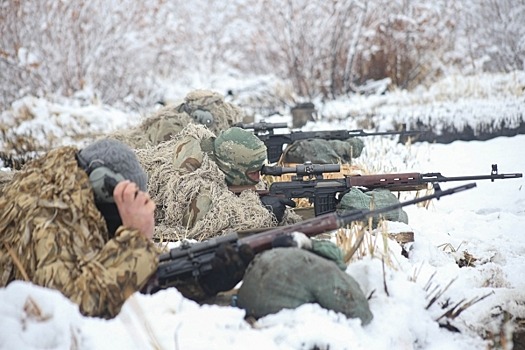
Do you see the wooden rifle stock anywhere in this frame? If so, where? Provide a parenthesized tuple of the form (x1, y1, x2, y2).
(346, 165, 523, 192)
(346, 172, 430, 192)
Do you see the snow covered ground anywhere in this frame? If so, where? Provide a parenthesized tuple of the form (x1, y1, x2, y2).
(1, 72, 524, 349)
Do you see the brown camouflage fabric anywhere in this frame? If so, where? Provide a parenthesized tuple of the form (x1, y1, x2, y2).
(0, 147, 159, 318)
(0, 170, 15, 196)
(143, 109, 193, 146)
(171, 134, 215, 227)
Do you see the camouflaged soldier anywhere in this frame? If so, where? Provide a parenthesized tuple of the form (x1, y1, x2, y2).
(0, 139, 159, 318)
(0, 138, 270, 316)
(176, 89, 244, 134)
(171, 125, 296, 230)
(112, 90, 245, 149)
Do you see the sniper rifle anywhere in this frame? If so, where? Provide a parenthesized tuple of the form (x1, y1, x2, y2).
(261, 163, 522, 216)
(155, 183, 476, 291)
(234, 121, 423, 163)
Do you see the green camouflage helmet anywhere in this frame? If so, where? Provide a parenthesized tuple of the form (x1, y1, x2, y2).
(213, 127, 267, 186)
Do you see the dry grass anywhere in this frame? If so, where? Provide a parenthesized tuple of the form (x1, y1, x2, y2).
(335, 219, 404, 270)
(410, 269, 495, 336)
(437, 242, 478, 268)
(333, 213, 495, 344)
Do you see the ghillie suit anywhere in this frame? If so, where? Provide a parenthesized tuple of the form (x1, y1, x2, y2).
(110, 90, 245, 149)
(0, 147, 158, 318)
(0, 170, 15, 196)
(137, 124, 301, 241)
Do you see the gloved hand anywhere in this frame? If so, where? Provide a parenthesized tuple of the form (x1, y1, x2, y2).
(271, 231, 313, 250)
(199, 243, 255, 296)
(260, 195, 296, 222)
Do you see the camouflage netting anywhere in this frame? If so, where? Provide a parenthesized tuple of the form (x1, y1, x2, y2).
(282, 138, 365, 164)
(109, 90, 245, 149)
(339, 188, 409, 228)
(134, 124, 295, 241)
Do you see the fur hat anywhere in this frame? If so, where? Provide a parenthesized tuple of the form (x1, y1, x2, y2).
(78, 138, 147, 191)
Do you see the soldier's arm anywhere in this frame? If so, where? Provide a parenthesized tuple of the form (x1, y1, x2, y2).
(171, 135, 205, 172)
(32, 225, 159, 318)
(31, 179, 158, 318)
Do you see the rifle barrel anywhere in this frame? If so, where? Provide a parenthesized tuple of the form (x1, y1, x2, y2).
(347, 129, 423, 137)
(420, 173, 522, 183)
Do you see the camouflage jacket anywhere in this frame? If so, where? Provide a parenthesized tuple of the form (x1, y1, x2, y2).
(0, 147, 159, 318)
